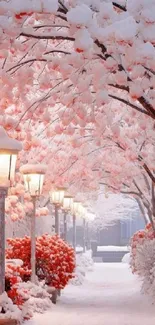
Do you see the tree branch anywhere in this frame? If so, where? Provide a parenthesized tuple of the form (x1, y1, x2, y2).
(136, 198, 149, 224)
(112, 2, 127, 11)
(142, 162, 155, 184)
(152, 181, 155, 217)
(109, 94, 151, 116)
(99, 182, 140, 197)
(138, 96, 155, 119)
(20, 32, 74, 42)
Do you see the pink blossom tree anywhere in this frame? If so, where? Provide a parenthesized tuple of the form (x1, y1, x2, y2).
(0, 0, 154, 227)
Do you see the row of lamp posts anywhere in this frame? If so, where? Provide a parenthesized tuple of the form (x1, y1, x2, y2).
(0, 127, 48, 292)
(50, 188, 89, 251)
(50, 189, 84, 251)
(0, 127, 90, 295)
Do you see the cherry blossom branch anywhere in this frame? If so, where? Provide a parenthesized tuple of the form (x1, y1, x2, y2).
(59, 159, 79, 177)
(20, 32, 74, 42)
(140, 162, 155, 184)
(7, 58, 46, 73)
(7, 49, 71, 73)
(152, 181, 155, 218)
(112, 139, 155, 184)
(34, 24, 69, 30)
(58, 0, 68, 14)
(138, 97, 155, 119)
(16, 80, 65, 126)
(95, 39, 155, 119)
(112, 2, 127, 11)
(136, 198, 149, 224)
(99, 182, 139, 196)
(109, 94, 151, 116)
(143, 174, 151, 192)
(102, 178, 153, 226)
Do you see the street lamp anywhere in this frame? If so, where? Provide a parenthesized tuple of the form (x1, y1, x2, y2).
(71, 201, 81, 250)
(63, 195, 73, 211)
(50, 187, 66, 235)
(78, 204, 87, 252)
(63, 195, 73, 242)
(86, 213, 95, 250)
(0, 127, 22, 294)
(20, 164, 47, 283)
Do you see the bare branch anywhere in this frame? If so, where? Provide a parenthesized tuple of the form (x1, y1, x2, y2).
(100, 182, 139, 196)
(20, 32, 74, 42)
(138, 96, 155, 119)
(112, 2, 127, 11)
(109, 94, 152, 117)
(136, 198, 149, 224)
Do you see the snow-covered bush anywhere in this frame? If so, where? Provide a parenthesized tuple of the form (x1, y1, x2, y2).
(130, 223, 155, 301)
(6, 234, 75, 289)
(15, 281, 52, 319)
(122, 253, 131, 264)
(0, 292, 23, 323)
(76, 250, 94, 272)
(70, 266, 86, 286)
(4, 263, 52, 321)
(70, 251, 94, 286)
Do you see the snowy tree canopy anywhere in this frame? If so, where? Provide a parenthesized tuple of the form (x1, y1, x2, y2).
(0, 0, 154, 225)
(91, 193, 141, 228)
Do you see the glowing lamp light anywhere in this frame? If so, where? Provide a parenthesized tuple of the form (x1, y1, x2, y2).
(78, 204, 86, 217)
(50, 187, 66, 206)
(0, 127, 22, 187)
(20, 164, 47, 197)
(71, 201, 81, 215)
(63, 195, 73, 211)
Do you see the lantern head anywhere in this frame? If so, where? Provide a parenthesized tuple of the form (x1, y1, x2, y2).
(0, 127, 22, 187)
(20, 164, 47, 197)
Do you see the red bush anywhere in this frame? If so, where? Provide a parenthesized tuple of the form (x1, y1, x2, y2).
(6, 235, 75, 289)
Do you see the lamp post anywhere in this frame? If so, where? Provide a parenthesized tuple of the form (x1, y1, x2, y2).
(86, 213, 95, 251)
(83, 217, 86, 253)
(71, 201, 81, 250)
(78, 204, 87, 253)
(63, 210, 67, 241)
(20, 164, 47, 283)
(50, 188, 66, 235)
(0, 127, 22, 294)
(63, 195, 73, 243)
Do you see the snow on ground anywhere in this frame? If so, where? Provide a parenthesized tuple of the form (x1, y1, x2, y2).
(76, 246, 83, 253)
(97, 246, 129, 252)
(25, 263, 155, 325)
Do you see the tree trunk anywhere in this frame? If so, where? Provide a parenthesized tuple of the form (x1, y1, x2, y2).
(136, 198, 149, 225)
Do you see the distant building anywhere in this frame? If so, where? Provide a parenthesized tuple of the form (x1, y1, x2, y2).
(97, 214, 145, 246)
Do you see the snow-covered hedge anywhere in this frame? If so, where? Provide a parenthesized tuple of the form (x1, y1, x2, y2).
(122, 253, 131, 264)
(0, 281, 53, 323)
(76, 250, 94, 272)
(0, 292, 23, 323)
(130, 223, 155, 301)
(70, 250, 94, 286)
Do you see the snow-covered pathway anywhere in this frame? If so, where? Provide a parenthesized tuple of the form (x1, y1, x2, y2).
(26, 263, 155, 325)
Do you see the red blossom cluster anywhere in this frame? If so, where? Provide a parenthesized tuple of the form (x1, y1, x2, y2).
(130, 223, 155, 273)
(5, 264, 31, 307)
(6, 235, 75, 289)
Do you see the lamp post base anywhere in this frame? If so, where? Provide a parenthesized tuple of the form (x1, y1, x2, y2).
(31, 196, 36, 284)
(0, 319, 17, 325)
(73, 215, 76, 250)
(0, 187, 7, 295)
